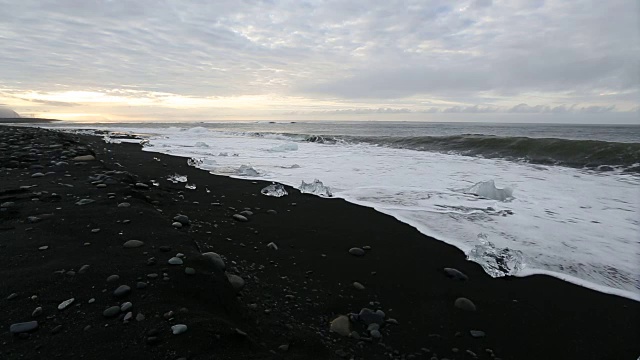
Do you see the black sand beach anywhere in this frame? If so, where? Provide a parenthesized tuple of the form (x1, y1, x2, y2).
(1, 125, 638, 360)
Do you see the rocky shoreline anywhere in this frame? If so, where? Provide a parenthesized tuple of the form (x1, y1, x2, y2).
(1, 125, 638, 360)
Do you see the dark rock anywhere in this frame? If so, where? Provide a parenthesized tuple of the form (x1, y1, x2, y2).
(443, 267, 468, 281)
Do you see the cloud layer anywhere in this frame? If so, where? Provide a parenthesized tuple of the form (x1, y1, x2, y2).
(0, 0, 637, 121)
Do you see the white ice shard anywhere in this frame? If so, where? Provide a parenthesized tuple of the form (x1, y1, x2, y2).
(466, 233, 525, 277)
(185, 183, 196, 190)
(261, 183, 288, 197)
(269, 143, 298, 152)
(299, 179, 332, 197)
(167, 174, 188, 183)
(194, 141, 209, 148)
(187, 158, 203, 167)
(463, 180, 513, 201)
(236, 165, 260, 176)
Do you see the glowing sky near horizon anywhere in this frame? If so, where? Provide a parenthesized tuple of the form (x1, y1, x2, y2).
(0, 0, 638, 122)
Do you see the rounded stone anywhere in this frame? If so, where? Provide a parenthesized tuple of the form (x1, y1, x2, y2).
(454, 297, 476, 311)
(330, 315, 351, 337)
(232, 214, 248, 222)
(103, 306, 121, 318)
(106, 275, 120, 283)
(444, 268, 469, 281)
(10, 321, 38, 334)
(120, 302, 133, 312)
(227, 274, 245, 291)
(58, 298, 74, 310)
(370, 329, 382, 338)
(348, 247, 365, 256)
(184, 267, 196, 275)
(201, 252, 225, 271)
(168, 257, 183, 265)
(123, 240, 144, 248)
(113, 285, 131, 297)
(171, 324, 188, 335)
(353, 282, 365, 290)
(172, 221, 183, 228)
(173, 214, 189, 225)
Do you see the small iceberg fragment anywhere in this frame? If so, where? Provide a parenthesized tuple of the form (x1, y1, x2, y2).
(466, 233, 525, 277)
(185, 184, 196, 190)
(261, 183, 288, 197)
(187, 158, 203, 167)
(236, 165, 260, 177)
(186, 126, 208, 133)
(167, 174, 188, 183)
(299, 179, 332, 197)
(463, 180, 513, 202)
(140, 139, 151, 147)
(103, 135, 121, 144)
(269, 143, 298, 152)
(194, 141, 209, 148)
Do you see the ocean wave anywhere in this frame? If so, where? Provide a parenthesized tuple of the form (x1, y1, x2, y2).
(346, 134, 640, 172)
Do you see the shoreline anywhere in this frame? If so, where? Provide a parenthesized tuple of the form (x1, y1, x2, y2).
(1, 125, 639, 359)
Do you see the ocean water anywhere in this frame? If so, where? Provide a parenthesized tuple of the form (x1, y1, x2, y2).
(44, 121, 640, 300)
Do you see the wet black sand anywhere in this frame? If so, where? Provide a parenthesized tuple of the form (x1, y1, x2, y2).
(0, 125, 638, 360)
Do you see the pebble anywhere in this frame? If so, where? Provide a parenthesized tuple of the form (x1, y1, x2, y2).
(358, 308, 385, 325)
(72, 155, 95, 161)
(75, 199, 95, 206)
(278, 344, 289, 352)
(172, 222, 183, 228)
(136, 313, 145, 321)
(31, 172, 44, 178)
(330, 315, 351, 336)
(201, 252, 226, 271)
(266, 209, 277, 215)
(444, 268, 469, 281)
(184, 267, 195, 275)
(367, 323, 380, 331)
(232, 214, 248, 222)
(168, 257, 183, 265)
(58, 298, 74, 310)
(267, 242, 278, 250)
(7, 293, 18, 300)
(106, 275, 120, 283)
(32, 307, 43, 317)
(118, 202, 130, 208)
(173, 214, 189, 225)
(113, 285, 131, 297)
(353, 282, 365, 290)
(78, 264, 90, 274)
(135, 182, 149, 189)
(227, 274, 245, 291)
(10, 321, 38, 334)
(123, 240, 144, 248)
(370, 329, 382, 339)
(136, 282, 148, 289)
(91, 228, 101, 234)
(50, 325, 63, 334)
(454, 297, 477, 311)
(38, 246, 49, 251)
(470, 330, 486, 338)
(123, 312, 133, 321)
(103, 306, 121, 318)
(88, 298, 95, 304)
(171, 324, 188, 335)
(120, 302, 133, 312)
(348, 247, 365, 256)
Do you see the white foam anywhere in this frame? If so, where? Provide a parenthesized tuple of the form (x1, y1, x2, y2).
(49, 124, 640, 301)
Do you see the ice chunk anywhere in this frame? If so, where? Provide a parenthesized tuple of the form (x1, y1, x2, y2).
(194, 141, 209, 148)
(185, 184, 196, 190)
(167, 174, 188, 183)
(236, 165, 260, 177)
(299, 179, 333, 197)
(466, 233, 525, 277)
(269, 143, 298, 152)
(187, 158, 203, 167)
(103, 135, 121, 144)
(140, 139, 151, 147)
(261, 183, 288, 197)
(218, 152, 228, 156)
(463, 180, 513, 201)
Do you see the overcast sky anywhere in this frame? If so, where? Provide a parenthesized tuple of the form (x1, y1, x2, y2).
(0, 0, 638, 123)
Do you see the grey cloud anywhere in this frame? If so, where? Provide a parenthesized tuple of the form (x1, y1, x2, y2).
(287, 108, 412, 115)
(442, 105, 499, 113)
(0, 0, 637, 115)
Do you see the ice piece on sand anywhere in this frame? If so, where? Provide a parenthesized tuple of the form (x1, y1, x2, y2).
(185, 184, 196, 190)
(261, 183, 288, 197)
(187, 158, 203, 167)
(299, 179, 332, 197)
(167, 174, 188, 183)
(463, 180, 513, 201)
(236, 165, 260, 176)
(466, 233, 525, 277)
